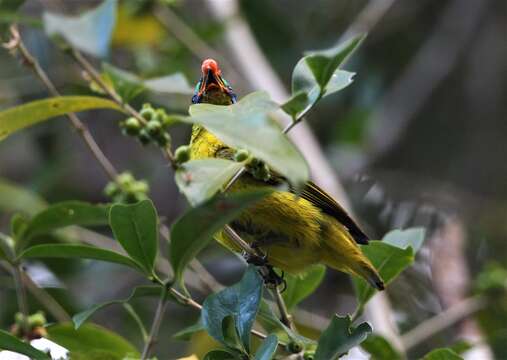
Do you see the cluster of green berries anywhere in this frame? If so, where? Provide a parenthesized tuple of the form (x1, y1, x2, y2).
(104, 172, 149, 204)
(11, 311, 47, 338)
(119, 103, 174, 147)
(234, 149, 271, 181)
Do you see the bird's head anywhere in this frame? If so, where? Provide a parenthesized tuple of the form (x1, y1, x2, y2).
(192, 58, 237, 105)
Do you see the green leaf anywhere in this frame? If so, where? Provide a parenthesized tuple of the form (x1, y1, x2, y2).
(102, 63, 145, 102)
(353, 242, 413, 307)
(23, 201, 110, 241)
(175, 159, 245, 206)
(0, 96, 122, 141)
(314, 315, 372, 360)
(0, 178, 47, 216)
(0, 329, 50, 359)
(254, 334, 278, 360)
(204, 350, 238, 360)
(144, 73, 193, 95)
(47, 323, 139, 359)
(202, 266, 263, 353)
(187, 91, 309, 188)
(109, 200, 158, 274)
(423, 348, 463, 360)
(72, 285, 161, 329)
(170, 190, 270, 287)
(280, 92, 308, 120)
(361, 334, 402, 360)
(282, 264, 326, 310)
(43, 0, 117, 57)
(173, 319, 204, 340)
(0, 233, 14, 261)
(383, 227, 426, 253)
(19, 244, 144, 273)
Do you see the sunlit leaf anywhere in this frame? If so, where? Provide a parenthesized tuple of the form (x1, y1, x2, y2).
(43, 0, 117, 57)
(72, 286, 161, 329)
(202, 266, 263, 353)
(170, 190, 270, 287)
(109, 200, 158, 274)
(187, 91, 309, 188)
(47, 323, 139, 359)
(19, 244, 144, 273)
(423, 348, 463, 360)
(0, 329, 50, 359)
(254, 334, 278, 360)
(0, 96, 122, 141)
(383, 227, 426, 253)
(175, 159, 245, 206)
(282, 264, 326, 310)
(314, 315, 371, 360)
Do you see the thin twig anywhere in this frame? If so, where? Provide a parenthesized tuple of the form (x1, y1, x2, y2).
(141, 286, 168, 359)
(12, 265, 30, 333)
(271, 287, 296, 331)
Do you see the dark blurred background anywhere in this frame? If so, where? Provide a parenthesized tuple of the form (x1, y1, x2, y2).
(0, 0, 506, 359)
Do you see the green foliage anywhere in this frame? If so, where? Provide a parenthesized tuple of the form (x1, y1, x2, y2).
(175, 159, 245, 206)
(109, 200, 159, 275)
(47, 323, 139, 359)
(187, 91, 309, 188)
(43, 0, 117, 57)
(254, 334, 278, 360)
(172, 319, 204, 341)
(19, 244, 145, 273)
(422, 348, 463, 360)
(361, 334, 403, 360)
(0, 329, 50, 359)
(313, 315, 371, 360)
(204, 350, 237, 360)
(104, 172, 150, 204)
(202, 267, 263, 354)
(282, 264, 326, 310)
(72, 285, 161, 329)
(353, 228, 425, 310)
(169, 190, 270, 287)
(0, 96, 122, 141)
(102, 62, 145, 102)
(0, 178, 47, 216)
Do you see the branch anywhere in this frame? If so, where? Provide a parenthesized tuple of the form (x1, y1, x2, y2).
(141, 286, 168, 359)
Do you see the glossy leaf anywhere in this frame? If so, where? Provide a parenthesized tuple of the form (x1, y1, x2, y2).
(361, 334, 402, 360)
(187, 91, 309, 188)
(23, 201, 110, 241)
(102, 63, 145, 102)
(0, 329, 50, 359)
(0, 178, 47, 216)
(202, 266, 263, 353)
(280, 91, 308, 120)
(109, 200, 158, 274)
(203, 350, 238, 360)
(73, 286, 161, 329)
(254, 334, 278, 360)
(282, 264, 326, 310)
(0, 96, 122, 141)
(175, 159, 245, 206)
(383, 227, 426, 253)
(170, 190, 270, 286)
(423, 348, 463, 360)
(314, 315, 371, 360)
(47, 323, 139, 359)
(19, 244, 144, 273)
(43, 0, 116, 57)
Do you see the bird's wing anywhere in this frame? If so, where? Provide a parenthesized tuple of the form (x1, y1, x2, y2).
(297, 181, 369, 244)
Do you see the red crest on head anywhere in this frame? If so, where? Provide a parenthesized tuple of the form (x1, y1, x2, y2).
(201, 58, 221, 75)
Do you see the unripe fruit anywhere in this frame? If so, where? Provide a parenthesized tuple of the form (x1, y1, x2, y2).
(234, 149, 250, 162)
(140, 105, 155, 121)
(104, 182, 119, 197)
(28, 312, 46, 327)
(124, 117, 141, 135)
(138, 129, 152, 145)
(155, 132, 171, 147)
(146, 120, 162, 136)
(175, 145, 191, 164)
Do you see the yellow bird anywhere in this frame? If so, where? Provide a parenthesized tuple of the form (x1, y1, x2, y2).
(189, 59, 384, 290)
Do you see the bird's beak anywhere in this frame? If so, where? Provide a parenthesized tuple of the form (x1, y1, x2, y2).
(199, 68, 228, 94)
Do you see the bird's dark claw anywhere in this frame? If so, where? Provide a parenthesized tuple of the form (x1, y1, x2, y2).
(261, 265, 286, 291)
(243, 251, 268, 266)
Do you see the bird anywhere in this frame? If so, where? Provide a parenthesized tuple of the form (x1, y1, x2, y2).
(189, 58, 384, 290)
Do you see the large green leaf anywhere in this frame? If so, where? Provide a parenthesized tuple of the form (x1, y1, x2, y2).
(43, 0, 116, 57)
(353, 227, 425, 308)
(282, 264, 326, 310)
(423, 348, 463, 360)
(0, 96, 122, 141)
(102, 62, 145, 102)
(23, 201, 110, 241)
(283, 34, 363, 119)
(0, 178, 47, 216)
(175, 159, 245, 206)
(0, 329, 50, 359)
(314, 315, 371, 360)
(170, 190, 270, 287)
(187, 91, 309, 188)
(47, 323, 139, 359)
(254, 334, 278, 360)
(109, 200, 158, 275)
(202, 266, 263, 353)
(361, 334, 402, 360)
(72, 285, 161, 329)
(19, 244, 144, 273)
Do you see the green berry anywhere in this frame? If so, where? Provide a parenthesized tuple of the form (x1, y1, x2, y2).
(104, 182, 119, 197)
(146, 120, 162, 136)
(138, 129, 152, 145)
(28, 312, 46, 327)
(155, 108, 168, 123)
(234, 149, 250, 162)
(117, 172, 134, 185)
(140, 107, 155, 121)
(124, 117, 141, 135)
(175, 145, 191, 164)
(154, 132, 171, 147)
(253, 163, 270, 181)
